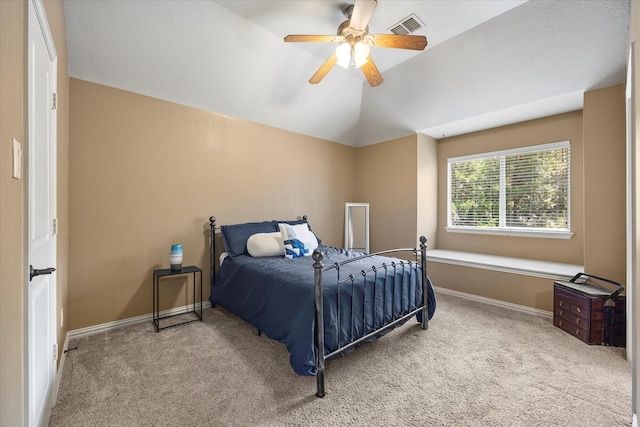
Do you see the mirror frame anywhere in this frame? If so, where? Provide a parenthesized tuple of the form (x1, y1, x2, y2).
(344, 202, 370, 253)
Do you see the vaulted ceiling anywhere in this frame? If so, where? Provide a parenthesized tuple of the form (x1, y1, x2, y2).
(63, 0, 629, 146)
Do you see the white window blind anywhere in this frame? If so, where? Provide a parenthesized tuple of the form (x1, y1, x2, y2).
(448, 141, 570, 236)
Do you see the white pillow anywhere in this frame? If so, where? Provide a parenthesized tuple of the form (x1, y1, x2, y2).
(246, 232, 285, 257)
(278, 223, 318, 259)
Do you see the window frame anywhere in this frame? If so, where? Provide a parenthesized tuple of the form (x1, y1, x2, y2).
(446, 141, 573, 239)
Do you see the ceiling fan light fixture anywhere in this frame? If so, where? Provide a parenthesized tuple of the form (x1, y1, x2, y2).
(336, 40, 370, 69)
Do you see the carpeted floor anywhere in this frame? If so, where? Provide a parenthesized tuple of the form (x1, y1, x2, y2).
(49, 293, 631, 426)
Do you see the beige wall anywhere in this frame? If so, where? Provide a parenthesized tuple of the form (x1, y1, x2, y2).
(427, 86, 626, 312)
(68, 79, 356, 330)
(428, 262, 556, 310)
(0, 1, 69, 425)
(417, 132, 439, 250)
(583, 85, 627, 284)
(354, 134, 418, 252)
(0, 1, 27, 424)
(352, 132, 438, 256)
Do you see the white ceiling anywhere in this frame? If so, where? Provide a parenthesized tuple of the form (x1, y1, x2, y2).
(63, 0, 629, 147)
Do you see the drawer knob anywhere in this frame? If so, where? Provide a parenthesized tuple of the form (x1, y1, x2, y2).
(576, 319, 580, 325)
(559, 301, 564, 307)
(559, 320, 563, 326)
(575, 329, 581, 335)
(559, 310, 564, 316)
(577, 307, 581, 313)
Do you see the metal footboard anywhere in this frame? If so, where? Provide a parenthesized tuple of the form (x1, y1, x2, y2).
(313, 236, 429, 397)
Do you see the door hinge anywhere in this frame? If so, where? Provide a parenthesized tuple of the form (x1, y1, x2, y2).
(53, 343, 58, 361)
(52, 218, 57, 236)
(52, 92, 57, 110)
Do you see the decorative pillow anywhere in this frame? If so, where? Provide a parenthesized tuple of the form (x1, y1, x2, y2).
(247, 232, 284, 257)
(278, 223, 319, 259)
(220, 221, 277, 258)
(272, 219, 322, 245)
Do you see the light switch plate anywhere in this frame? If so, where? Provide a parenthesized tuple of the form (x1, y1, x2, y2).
(12, 138, 22, 180)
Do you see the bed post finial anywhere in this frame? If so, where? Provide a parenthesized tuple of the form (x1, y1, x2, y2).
(312, 248, 326, 397)
(210, 217, 217, 298)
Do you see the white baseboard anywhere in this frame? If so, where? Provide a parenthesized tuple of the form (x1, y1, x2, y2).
(53, 333, 70, 405)
(434, 286, 553, 319)
(67, 301, 212, 340)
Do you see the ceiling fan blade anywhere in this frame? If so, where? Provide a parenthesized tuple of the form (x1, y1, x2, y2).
(309, 53, 339, 84)
(370, 34, 428, 51)
(350, 0, 377, 32)
(361, 56, 383, 87)
(284, 35, 344, 43)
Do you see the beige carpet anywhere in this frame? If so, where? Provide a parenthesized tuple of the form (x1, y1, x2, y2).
(49, 293, 631, 426)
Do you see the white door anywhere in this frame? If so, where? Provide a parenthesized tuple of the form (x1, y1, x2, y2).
(28, 1, 57, 426)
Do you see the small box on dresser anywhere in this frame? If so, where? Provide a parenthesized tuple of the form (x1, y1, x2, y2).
(553, 278, 625, 347)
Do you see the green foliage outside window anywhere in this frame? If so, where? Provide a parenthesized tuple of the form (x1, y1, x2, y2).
(450, 157, 499, 227)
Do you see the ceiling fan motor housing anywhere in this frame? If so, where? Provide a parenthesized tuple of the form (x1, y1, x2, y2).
(342, 4, 354, 19)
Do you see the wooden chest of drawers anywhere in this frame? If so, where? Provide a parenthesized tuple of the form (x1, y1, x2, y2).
(553, 281, 625, 347)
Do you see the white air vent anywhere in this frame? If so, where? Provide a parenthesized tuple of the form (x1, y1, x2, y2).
(388, 13, 425, 35)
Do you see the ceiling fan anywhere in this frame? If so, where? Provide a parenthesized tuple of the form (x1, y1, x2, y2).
(284, 0, 428, 87)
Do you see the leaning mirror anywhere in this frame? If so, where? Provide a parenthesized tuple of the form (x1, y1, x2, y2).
(344, 202, 369, 253)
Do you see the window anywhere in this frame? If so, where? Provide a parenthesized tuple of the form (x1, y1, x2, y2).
(447, 141, 571, 238)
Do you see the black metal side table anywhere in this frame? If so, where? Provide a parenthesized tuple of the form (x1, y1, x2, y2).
(153, 265, 203, 332)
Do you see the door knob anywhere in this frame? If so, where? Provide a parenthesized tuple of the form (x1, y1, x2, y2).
(30, 265, 55, 281)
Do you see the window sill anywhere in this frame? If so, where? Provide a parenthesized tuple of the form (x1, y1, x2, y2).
(426, 249, 583, 280)
(445, 226, 573, 239)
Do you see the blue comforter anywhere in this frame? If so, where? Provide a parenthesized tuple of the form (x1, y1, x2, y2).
(210, 246, 436, 376)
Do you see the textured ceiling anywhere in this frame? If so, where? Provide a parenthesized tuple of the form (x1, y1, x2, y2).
(63, 0, 629, 146)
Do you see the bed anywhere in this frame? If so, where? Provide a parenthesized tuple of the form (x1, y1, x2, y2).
(208, 216, 436, 397)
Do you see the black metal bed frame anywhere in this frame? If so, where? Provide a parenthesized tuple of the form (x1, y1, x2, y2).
(209, 216, 429, 397)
